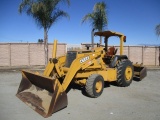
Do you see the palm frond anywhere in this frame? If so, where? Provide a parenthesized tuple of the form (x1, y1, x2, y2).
(81, 14, 94, 24)
(82, 1, 108, 31)
(50, 9, 69, 28)
(19, 0, 70, 31)
(93, 1, 106, 12)
(61, 0, 70, 6)
(18, 0, 33, 14)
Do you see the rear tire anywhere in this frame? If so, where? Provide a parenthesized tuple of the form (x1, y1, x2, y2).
(116, 59, 134, 87)
(85, 74, 104, 98)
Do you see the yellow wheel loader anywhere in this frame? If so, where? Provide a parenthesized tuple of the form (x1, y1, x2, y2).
(16, 31, 147, 118)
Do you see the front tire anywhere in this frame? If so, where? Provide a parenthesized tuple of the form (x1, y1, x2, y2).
(85, 74, 104, 98)
(116, 59, 134, 87)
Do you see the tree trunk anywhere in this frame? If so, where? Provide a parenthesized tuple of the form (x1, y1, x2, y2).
(44, 28, 48, 66)
(100, 36, 102, 45)
(91, 28, 95, 49)
(158, 46, 160, 66)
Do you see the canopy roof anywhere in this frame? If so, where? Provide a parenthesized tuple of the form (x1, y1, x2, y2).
(94, 31, 124, 37)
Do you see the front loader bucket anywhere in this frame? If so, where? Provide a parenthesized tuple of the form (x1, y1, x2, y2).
(16, 70, 68, 118)
(133, 65, 147, 81)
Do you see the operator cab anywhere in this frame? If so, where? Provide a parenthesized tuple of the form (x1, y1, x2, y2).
(94, 31, 127, 66)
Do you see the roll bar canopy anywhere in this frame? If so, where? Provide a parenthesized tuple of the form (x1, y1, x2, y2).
(94, 31, 126, 55)
(94, 31, 126, 42)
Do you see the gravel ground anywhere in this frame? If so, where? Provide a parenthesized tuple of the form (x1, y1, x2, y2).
(0, 70, 160, 120)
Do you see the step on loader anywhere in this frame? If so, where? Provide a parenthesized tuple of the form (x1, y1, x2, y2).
(16, 31, 147, 118)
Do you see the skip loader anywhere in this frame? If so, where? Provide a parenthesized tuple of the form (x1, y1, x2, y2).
(16, 31, 147, 118)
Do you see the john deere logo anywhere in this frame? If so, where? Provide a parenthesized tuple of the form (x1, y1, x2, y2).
(80, 56, 90, 63)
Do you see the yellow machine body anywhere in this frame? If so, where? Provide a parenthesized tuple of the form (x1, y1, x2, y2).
(16, 31, 147, 118)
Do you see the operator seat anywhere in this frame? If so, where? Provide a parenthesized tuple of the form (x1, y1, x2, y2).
(103, 46, 118, 65)
(105, 46, 117, 56)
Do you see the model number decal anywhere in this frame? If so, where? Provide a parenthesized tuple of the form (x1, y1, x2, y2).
(80, 56, 90, 63)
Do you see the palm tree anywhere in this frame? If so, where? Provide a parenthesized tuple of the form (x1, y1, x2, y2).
(155, 24, 160, 37)
(82, 1, 108, 45)
(19, 0, 70, 65)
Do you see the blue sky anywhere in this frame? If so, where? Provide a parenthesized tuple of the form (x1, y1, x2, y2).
(0, 0, 160, 45)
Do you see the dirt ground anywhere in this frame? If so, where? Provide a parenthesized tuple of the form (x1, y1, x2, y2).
(0, 70, 160, 120)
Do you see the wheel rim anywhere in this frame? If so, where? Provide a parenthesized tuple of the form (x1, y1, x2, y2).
(95, 80, 102, 93)
(125, 66, 132, 81)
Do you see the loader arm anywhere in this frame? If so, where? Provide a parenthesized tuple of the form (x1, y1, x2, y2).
(43, 61, 55, 77)
(43, 40, 58, 77)
(61, 50, 104, 91)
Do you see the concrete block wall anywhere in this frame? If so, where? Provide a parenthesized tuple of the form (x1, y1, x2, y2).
(0, 43, 66, 67)
(0, 43, 159, 67)
(29, 44, 45, 66)
(0, 44, 10, 66)
(129, 46, 143, 64)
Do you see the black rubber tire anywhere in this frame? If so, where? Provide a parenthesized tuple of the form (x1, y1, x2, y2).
(85, 74, 104, 98)
(116, 59, 134, 87)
